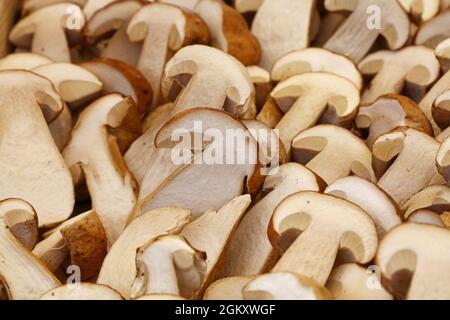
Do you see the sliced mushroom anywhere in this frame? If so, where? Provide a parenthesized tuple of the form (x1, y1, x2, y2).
(41, 283, 122, 300)
(233, 0, 263, 13)
(139, 108, 263, 218)
(9, 3, 85, 62)
(313, 12, 348, 47)
(436, 38, 450, 72)
(377, 223, 450, 299)
(324, 0, 410, 63)
(132, 235, 206, 299)
(432, 89, 450, 129)
(83, 0, 118, 20)
(325, 176, 401, 238)
(273, 73, 360, 153)
(194, 0, 260, 66)
(0, 52, 52, 70)
(406, 210, 448, 227)
(292, 125, 376, 185)
(0, 199, 60, 300)
(246, 66, 272, 111)
(243, 272, 331, 300)
(269, 191, 378, 285)
(181, 195, 251, 297)
(373, 128, 441, 206)
(203, 276, 252, 300)
(271, 48, 363, 91)
(359, 47, 440, 103)
(255, 97, 284, 129)
(0, 70, 74, 227)
(222, 163, 323, 277)
(22, 0, 87, 15)
(326, 263, 393, 300)
(398, 0, 440, 22)
(8, 203, 39, 251)
(162, 45, 255, 117)
(128, 3, 210, 106)
(97, 207, 191, 299)
(251, 0, 315, 69)
(63, 94, 141, 247)
(415, 11, 450, 48)
(84, 1, 144, 67)
(356, 94, 433, 147)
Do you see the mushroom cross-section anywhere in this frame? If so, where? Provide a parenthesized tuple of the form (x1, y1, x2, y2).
(162, 45, 255, 117)
(272, 73, 360, 153)
(83, 0, 118, 20)
(9, 3, 85, 62)
(0, 199, 60, 300)
(436, 38, 450, 72)
(358, 46, 440, 103)
(128, 3, 210, 106)
(222, 163, 323, 277)
(271, 48, 363, 91)
(251, 0, 315, 69)
(292, 125, 376, 185)
(0, 53, 52, 71)
(269, 191, 378, 286)
(325, 176, 401, 238)
(432, 89, 450, 129)
(22, 0, 87, 15)
(415, 11, 450, 48)
(233, 0, 263, 13)
(63, 94, 141, 247)
(324, 0, 410, 63)
(398, 0, 440, 22)
(377, 223, 450, 299)
(41, 283, 123, 300)
(0, 70, 75, 228)
(372, 128, 441, 206)
(356, 94, 433, 147)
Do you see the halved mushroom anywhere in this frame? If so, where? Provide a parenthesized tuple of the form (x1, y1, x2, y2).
(326, 263, 393, 300)
(222, 163, 323, 277)
(9, 3, 85, 62)
(269, 191, 378, 285)
(0, 70, 74, 227)
(255, 98, 284, 129)
(359, 46, 440, 103)
(398, 0, 440, 22)
(271, 48, 363, 91)
(128, 3, 210, 106)
(251, 0, 315, 69)
(432, 89, 450, 129)
(80, 58, 153, 117)
(97, 207, 191, 299)
(139, 108, 263, 218)
(84, 1, 144, 67)
(373, 128, 441, 206)
(181, 195, 251, 298)
(194, 0, 260, 66)
(0, 52, 52, 70)
(132, 235, 206, 299)
(272, 73, 360, 153)
(0, 199, 60, 300)
(356, 94, 433, 147)
(246, 66, 272, 111)
(402, 185, 450, 227)
(243, 272, 331, 300)
(22, 0, 87, 15)
(325, 176, 402, 238)
(436, 38, 450, 72)
(33, 211, 107, 280)
(203, 276, 253, 300)
(377, 223, 450, 299)
(415, 11, 450, 48)
(233, 0, 263, 13)
(41, 283, 122, 300)
(324, 0, 410, 63)
(63, 94, 141, 247)
(292, 125, 376, 185)
(162, 45, 255, 117)
(83, 0, 118, 20)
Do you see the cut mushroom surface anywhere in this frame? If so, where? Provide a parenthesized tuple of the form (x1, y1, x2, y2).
(292, 125, 375, 185)
(415, 11, 450, 48)
(433, 89, 450, 130)
(203, 276, 252, 300)
(41, 283, 123, 300)
(377, 223, 450, 299)
(0, 52, 52, 70)
(398, 0, 440, 22)
(269, 191, 378, 285)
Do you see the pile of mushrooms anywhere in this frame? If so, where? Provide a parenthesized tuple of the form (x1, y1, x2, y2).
(1, 0, 450, 301)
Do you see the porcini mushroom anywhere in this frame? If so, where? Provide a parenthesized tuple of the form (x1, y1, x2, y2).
(415, 11, 450, 48)
(222, 163, 323, 277)
(41, 283, 123, 300)
(377, 223, 450, 299)
(373, 128, 441, 206)
(359, 46, 440, 103)
(0, 70, 74, 228)
(9, 3, 85, 62)
(269, 191, 378, 285)
(324, 0, 410, 63)
(97, 207, 191, 299)
(127, 3, 210, 106)
(62, 94, 141, 246)
(292, 125, 376, 185)
(194, 0, 260, 66)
